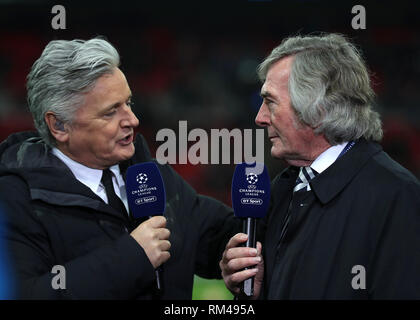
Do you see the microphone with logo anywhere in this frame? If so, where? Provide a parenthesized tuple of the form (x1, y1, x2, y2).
(126, 162, 166, 294)
(231, 162, 270, 297)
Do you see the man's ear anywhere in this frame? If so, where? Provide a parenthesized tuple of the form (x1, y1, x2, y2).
(44, 111, 69, 143)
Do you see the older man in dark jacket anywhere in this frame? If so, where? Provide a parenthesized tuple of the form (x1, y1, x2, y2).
(220, 33, 420, 300)
(0, 38, 239, 299)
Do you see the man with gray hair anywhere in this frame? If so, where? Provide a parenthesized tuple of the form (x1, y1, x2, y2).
(220, 33, 420, 299)
(0, 37, 240, 299)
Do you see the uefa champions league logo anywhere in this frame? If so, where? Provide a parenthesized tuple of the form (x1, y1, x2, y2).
(136, 173, 148, 186)
(246, 173, 258, 185)
(133, 172, 157, 204)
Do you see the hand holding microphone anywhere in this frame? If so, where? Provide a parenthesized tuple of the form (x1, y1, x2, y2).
(130, 216, 171, 269)
(220, 162, 270, 299)
(126, 162, 168, 294)
(220, 233, 264, 298)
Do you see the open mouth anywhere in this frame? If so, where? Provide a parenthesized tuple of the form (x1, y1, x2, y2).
(118, 133, 133, 145)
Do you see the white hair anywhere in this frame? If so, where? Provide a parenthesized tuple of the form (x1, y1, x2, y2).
(26, 37, 120, 146)
(258, 33, 383, 144)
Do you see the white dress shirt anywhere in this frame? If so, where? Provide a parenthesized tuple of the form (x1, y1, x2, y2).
(52, 148, 129, 214)
(310, 141, 349, 174)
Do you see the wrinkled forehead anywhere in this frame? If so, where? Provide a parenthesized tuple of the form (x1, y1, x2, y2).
(260, 56, 294, 98)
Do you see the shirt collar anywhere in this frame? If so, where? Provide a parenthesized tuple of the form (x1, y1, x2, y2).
(51, 148, 122, 193)
(310, 141, 348, 174)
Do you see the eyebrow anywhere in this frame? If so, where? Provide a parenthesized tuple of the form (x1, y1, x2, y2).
(260, 90, 274, 99)
(104, 102, 119, 112)
(104, 94, 132, 112)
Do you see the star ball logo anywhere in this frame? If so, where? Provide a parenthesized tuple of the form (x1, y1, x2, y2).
(136, 173, 148, 185)
(246, 173, 258, 185)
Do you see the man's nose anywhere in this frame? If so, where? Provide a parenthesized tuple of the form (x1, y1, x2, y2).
(255, 103, 270, 127)
(122, 104, 139, 128)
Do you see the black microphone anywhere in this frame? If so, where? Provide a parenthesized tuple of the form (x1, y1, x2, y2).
(231, 162, 270, 297)
(126, 162, 166, 294)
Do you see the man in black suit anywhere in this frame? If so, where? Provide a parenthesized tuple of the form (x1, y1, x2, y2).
(220, 33, 420, 299)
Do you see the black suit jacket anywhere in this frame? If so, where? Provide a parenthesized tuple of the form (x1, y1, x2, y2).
(261, 139, 420, 299)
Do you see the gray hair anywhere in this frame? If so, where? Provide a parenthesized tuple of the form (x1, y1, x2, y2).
(257, 33, 383, 144)
(26, 37, 120, 146)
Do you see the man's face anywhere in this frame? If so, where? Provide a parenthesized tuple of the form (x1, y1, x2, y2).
(63, 67, 139, 169)
(255, 56, 322, 167)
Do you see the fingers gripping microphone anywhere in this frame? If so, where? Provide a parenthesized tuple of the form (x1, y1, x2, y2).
(231, 162, 270, 297)
(126, 162, 166, 294)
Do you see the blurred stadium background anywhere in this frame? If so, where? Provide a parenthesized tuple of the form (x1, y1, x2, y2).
(0, 0, 419, 299)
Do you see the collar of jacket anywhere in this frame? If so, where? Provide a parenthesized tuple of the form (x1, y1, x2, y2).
(274, 139, 383, 205)
(1, 134, 100, 194)
(310, 138, 382, 204)
(0, 131, 152, 220)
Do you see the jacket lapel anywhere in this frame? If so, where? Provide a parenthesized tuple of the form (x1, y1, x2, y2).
(311, 139, 382, 205)
(264, 166, 298, 287)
